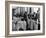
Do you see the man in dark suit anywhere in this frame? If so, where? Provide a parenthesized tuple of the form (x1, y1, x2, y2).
(23, 12, 29, 30)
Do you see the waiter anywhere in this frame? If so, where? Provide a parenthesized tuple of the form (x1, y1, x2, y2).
(24, 12, 28, 30)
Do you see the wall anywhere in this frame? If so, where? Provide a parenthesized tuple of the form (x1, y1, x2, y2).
(0, 0, 46, 38)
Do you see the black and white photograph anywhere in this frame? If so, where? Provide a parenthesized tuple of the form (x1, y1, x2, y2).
(9, 3, 44, 35)
(12, 7, 40, 31)
(5, 1, 45, 36)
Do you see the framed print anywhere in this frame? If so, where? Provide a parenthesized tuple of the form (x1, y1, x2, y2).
(5, 1, 45, 37)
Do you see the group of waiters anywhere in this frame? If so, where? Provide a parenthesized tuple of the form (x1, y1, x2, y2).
(12, 8, 40, 31)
